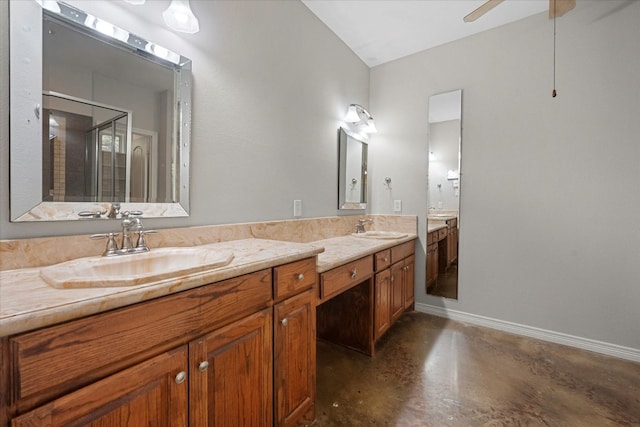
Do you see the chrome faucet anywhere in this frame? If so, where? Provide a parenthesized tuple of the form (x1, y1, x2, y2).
(91, 211, 156, 256)
(355, 218, 372, 234)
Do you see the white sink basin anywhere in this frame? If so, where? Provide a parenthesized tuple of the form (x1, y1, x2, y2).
(40, 246, 234, 289)
(352, 231, 408, 239)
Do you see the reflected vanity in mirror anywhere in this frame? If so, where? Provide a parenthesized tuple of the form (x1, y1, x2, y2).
(338, 128, 368, 210)
(426, 90, 462, 299)
(9, 0, 192, 221)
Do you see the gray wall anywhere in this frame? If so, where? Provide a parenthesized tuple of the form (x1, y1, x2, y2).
(0, 0, 369, 238)
(369, 0, 640, 350)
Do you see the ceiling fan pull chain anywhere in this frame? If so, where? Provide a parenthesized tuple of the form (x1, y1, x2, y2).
(552, 0, 558, 97)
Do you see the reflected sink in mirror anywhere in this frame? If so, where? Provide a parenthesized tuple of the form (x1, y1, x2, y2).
(40, 247, 234, 289)
(352, 231, 408, 239)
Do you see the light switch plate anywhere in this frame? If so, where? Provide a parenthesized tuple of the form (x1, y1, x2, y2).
(293, 200, 302, 217)
(393, 199, 402, 212)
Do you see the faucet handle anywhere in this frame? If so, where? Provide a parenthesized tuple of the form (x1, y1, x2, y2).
(91, 232, 119, 256)
(78, 210, 107, 219)
(135, 229, 157, 251)
(120, 210, 143, 218)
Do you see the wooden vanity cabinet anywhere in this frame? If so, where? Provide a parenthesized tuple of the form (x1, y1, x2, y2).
(402, 255, 415, 310)
(426, 230, 439, 289)
(274, 289, 315, 427)
(4, 258, 318, 427)
(374, 268, 391, 340)
(373, 240, 416, 341)
(12, 346, 189, 427)
(273, 257, 317, 427)
(447, 218, 458, 266)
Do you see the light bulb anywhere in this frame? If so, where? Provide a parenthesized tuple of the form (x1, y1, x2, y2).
(163, 0, 200, 34)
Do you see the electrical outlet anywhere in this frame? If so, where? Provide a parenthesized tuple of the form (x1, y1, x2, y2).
(293, 200, 302, 217)
(393, 200, 402, 212)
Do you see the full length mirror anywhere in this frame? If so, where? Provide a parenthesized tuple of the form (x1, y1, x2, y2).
(426, 90, 462, 299)
(338, 128, 368, 210)
(9, 0, 192, 221)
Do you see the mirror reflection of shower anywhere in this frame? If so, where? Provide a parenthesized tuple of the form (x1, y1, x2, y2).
(43, 92, 154, 203)
(426, 90, 462, 300)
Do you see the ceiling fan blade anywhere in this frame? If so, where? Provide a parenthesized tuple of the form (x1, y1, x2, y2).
(549, 0, 576, 18)
(464, 0, 506, 23)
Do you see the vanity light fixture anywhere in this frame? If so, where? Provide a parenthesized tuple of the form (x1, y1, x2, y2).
(163, 0, 200, 34)
(344, 104, 377, 134)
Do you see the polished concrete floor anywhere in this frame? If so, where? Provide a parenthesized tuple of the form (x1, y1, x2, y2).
(314, 312, 640, 426)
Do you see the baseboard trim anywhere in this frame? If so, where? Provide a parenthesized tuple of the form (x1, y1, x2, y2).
(415, 303, 640, 363)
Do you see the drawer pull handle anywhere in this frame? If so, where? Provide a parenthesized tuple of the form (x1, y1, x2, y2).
(198, 361, 209, 372)
(281, 318, 288, 326)
(350, 269, 357, 279)
(297, 273, 304, 281)
(175, 371, 187, 384)
(384, 257, 389, 262)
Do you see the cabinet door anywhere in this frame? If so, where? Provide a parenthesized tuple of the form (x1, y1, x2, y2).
(374, 269, 391, 340)
(390, 262, 405, 322)
(403, 255, 415, 309)
(12, 347, 188, 427)
(189, 309, 273, 427)
(426, 243, 438, 289)
(274, 289, 315, 427)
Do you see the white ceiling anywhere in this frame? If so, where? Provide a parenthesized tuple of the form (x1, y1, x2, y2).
(301, 0, 551, 67)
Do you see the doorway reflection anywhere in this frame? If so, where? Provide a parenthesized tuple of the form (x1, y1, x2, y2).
(426, 90, 461, 299)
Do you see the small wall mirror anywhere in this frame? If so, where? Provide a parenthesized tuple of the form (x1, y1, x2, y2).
(338, 128, 368, 210)
(426, 89, 462, 299)
(9, 0, 192, 221)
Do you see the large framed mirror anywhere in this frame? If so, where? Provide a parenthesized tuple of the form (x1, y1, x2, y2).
(9, 0, 192, 221)
(338, 128, 368, 210)
(426, 90, 462, 299)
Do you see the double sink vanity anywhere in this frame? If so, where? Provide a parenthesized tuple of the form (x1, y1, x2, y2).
(0, 215, 417, 427)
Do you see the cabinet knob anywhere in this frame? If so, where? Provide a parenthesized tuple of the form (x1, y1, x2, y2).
(350, 269, 357, 279)
(175, 371, 187, 384)
(384, 257, 389, 262)
(391, 275, 395, 282)
(297, 273, 304, 281)
(281, 318, 288, 327)
(198, 361, 209, 372)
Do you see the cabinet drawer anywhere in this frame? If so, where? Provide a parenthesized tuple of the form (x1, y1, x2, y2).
(320, 256, 373, 301)
(391, 240, 415, 263)
(10, 269, 272, 409)
(375, 249, 391, 272)
(273, 257, 316, 301)
(447, 218, 457, 229)
(438, 228, 448, 241)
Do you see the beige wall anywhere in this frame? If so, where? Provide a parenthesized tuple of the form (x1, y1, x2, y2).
(369, 0, 640, 350)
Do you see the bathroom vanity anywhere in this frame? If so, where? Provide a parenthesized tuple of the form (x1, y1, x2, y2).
(0, 215, 417, 426)
(315, 238, 416, 356)
(0, 240, 321, 427)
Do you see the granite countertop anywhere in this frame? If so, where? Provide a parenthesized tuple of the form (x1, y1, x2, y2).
(0, 238, 323, 336)
(427, 223, 448, 233)
(312, 233, 417, 273)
